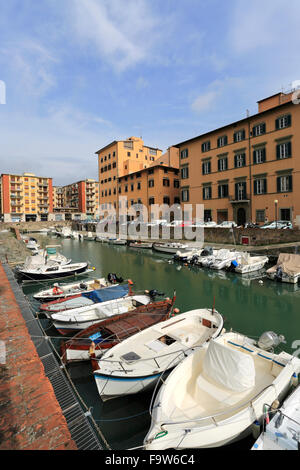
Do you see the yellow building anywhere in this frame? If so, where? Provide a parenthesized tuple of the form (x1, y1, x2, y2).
(53, 179, 100, 220)
(0, 172, 54, 222)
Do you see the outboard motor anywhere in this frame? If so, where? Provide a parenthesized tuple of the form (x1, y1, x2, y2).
(79, 283, 88, 290)
(275, 266, 283, 281)
(257, 331, 286, 351)
(202, 246, 213, 257)
(149, 289, 165, 299)
(107, 273, 124, 284)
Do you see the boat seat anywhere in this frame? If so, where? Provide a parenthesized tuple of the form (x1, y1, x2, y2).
(195, 373, 253, 408)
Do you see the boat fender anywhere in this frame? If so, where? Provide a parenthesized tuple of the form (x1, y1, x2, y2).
(292, 372, 299, 387)
(251, 420, 261, 440)
(89, 342, 96, 357)
(271, 399, 280, 410)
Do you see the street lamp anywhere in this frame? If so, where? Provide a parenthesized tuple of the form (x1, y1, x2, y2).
(274, 200, 278, 229)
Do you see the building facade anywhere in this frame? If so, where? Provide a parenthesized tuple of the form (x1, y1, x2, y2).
(53, 179, 100, 220)
(175, 91, 300, 227)
(0, 172, 53, 222)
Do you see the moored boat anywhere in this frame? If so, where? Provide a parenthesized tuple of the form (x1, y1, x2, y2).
(61, 295, 176, 363)
(50, 293, 152, 335)
(153, 243, 190, 254)
(129, 241, 153, 249)
(92, 308, 224, 401)
(266, 253, 300, 284)
(15, 258, 89, 281)
(39, 283, 130, 313)
(144, 331, 300, 450)
(233, 253, 269, 274)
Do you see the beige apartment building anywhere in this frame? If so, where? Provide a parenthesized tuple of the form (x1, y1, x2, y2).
(53, 179, 100, 220)
(0, 172, 54, 222)
(174, 91, 300, 227)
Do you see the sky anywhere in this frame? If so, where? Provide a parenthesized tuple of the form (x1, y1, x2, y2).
(0, 0, 300, 186)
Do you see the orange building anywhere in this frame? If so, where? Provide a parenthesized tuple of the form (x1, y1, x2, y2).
(0, 172, 53, 222)
(53, 179, 100, 220)
(117, 164, 180, 223)
(174, 91, 300, 227)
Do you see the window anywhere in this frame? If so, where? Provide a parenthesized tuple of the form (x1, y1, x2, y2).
(181, 166, 189, 179)
(277, 175, 292, 193)
(254, 178, 267, 195)
(202, 161, 211, 175)
(174, 179, 180, 188)
(276, 114, 291, 130)
(125, 185, 128, 193)
(113, 162, 116, 168)
(163, 196, 170, 204)
(280, 208, 291, 221)
(218, 157, 228, 172)
(252, 123, 266, 137)
(149, 197, 155, 205)
(218, 184, 228, 198)
(137, 182, 141, 190)
(181, 189, 189, 202)
(127, 152, 131, 157)
(276, 142, 291, 160)
(203, 186, 212, 200)
(217, 136, 228, 148)
(131, 184, 134, 191)
(253, 148, 266, 164)
(148, 168, 154, 175)
(201, 141, 210, 152)
(234, 130, 245, 143)
(234, 153, 246, 168)
(174, 197, 180, 204)
(180, 149, 188, 159)
(256, 210, 265, 223)
(235, 182, 247, 200)
(163, 178, 170, 187)
(148, 179, 154, 188)
(204, 210, 212, 222)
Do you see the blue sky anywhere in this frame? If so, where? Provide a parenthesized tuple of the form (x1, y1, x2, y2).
(0, 0, 300, 185)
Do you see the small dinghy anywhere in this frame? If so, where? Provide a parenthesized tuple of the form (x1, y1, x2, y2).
(33, 274, 123, 301)
(61, 296, 176, 363)
(144, 331, 300, 450)
(153, 243, 190, 254)
(108, 238, 127, 245)
(85, 232, 95, 241)
(266, 253, 300, 284)
(39, 283, 130, 313)
(210, 249, 240, 270)
(50, 294, 152, 335)
(92, 308, 224, 401)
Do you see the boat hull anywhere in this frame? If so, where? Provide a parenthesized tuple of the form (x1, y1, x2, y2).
(16, 264, 88, 281)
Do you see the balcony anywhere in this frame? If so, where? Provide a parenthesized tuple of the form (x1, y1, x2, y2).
(229, 194, 250, 204)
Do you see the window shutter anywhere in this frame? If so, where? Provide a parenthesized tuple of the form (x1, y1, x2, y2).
(276, 145, 280, 160)
(277, 177, 281, 192)
(224, 136, 228, 145)
(287, 115, 291, 126)
(208, 162, 211, 173)
(287, 142, 292, 157)
(202, 187, 205, 199)
(225, 184, 228, 197)
(202, 163, 205, 174)
(288, 175, 293, 191)
(262, 123, 266, 133)
(218, 159, 221, 171)
(242, 153, 246, 166)
(225, 158, 228, 170)
(262, 148, 266, 162)
(254, 180, 257, 195)
(275, 118, 279, 130)
(218, 185, 221, 198)
(209, 186, 212, 199)
(235, 183, 239, 200)
(242, 130, 246, 140)
(263, 179, 267, 194)
(253, 150, 257, 164)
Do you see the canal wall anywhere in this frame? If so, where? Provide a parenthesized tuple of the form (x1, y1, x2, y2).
(0, 220, 72, 233)
(0, 262, 77, 450)
(72, 222, 300, 246)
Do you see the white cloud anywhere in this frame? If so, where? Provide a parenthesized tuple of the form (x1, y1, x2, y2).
(71, 0, 161, 71)
(191, 90, 218, 113)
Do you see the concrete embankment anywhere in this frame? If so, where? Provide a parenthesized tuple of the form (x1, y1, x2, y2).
(0, 262, 77, 450)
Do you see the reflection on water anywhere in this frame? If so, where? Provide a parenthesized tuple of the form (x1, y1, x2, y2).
(22, 236, 300, 450)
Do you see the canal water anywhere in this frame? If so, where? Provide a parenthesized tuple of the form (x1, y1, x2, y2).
(22, 237, 300, 450)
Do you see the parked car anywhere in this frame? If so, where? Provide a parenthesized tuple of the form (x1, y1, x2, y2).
(260, 221, 292, 229)
(147, 219, 168, 227)
(216, 221, 237, 228)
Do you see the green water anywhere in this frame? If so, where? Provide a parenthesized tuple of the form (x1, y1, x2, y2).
(22, 237, 300, 450)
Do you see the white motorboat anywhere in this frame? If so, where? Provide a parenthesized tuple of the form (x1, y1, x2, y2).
(203, 249, 239, 270)
(50, 294, 151, 335)
(108, 238, 127, 245)
(144, 331, 300, 450)
(234, 253, 269, 274)
(85, 231, 95, 241)
(33, 275, 123, 301)
(129, 241, 153, 249)
(153, 243, 190, 254)
(15, 256, 89, 281)
(266, 253, 300, 284)
(59, 227, 73, 238)
(92, 308, 224, 401)
(25, 238, 40, 252)
(252, 384, 300, 450)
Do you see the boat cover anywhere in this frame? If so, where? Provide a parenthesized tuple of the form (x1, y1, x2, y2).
(82, 284, 129, 303)
(267, 253, 300, 276)
(203, 339, 256, 392)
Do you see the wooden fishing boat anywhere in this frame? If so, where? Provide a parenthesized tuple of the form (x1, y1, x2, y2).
(61, 295, 176, 363)
(153, 243, 190, 254)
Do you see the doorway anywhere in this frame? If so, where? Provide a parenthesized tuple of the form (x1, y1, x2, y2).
(237, 207, 246, 226)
